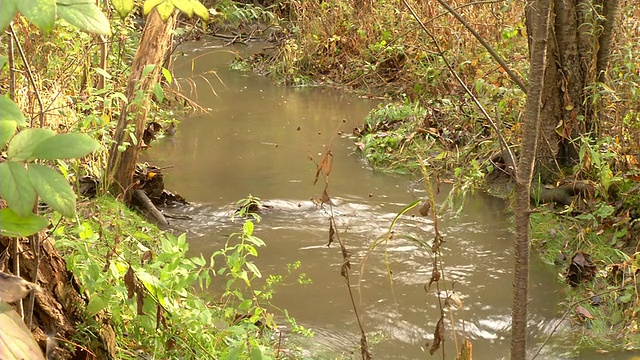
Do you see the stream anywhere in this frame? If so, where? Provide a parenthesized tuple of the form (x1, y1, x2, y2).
(144, 40, 632, 360)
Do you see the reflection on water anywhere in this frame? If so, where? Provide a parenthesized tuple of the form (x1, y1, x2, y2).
(144, 40, 639, 359)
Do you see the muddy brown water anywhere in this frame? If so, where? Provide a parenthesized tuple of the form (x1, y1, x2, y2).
(144, 40, 635, 359)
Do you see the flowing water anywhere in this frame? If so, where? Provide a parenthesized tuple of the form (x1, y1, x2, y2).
(144, 40, 634, 359)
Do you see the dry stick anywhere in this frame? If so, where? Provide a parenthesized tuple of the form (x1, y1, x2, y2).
(400, 0, 518, 176)
(8, 30, 16, 99)
(436, 0, 527, 94)
(9, 24, 45, 128)
(328, 213, 371, 360)
(7, 33, 21, 318)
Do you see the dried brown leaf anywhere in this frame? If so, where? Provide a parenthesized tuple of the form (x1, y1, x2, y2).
(428, 260, 440, 290)
(136, 285, 145, 315)
(156, 303, 166, 330)
(340, 248, 351, 277)
(429, 316, 445, 355)
(575, 305, 594, 320)
(328, 221, 336, 247)
(124, 266, 135, 300)
(419, 200, 431, 216)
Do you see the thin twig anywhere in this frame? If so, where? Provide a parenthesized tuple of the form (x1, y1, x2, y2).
(436, 0, 527, 93)
(400, 0, 518, 176)
(9, 24, 45, 127)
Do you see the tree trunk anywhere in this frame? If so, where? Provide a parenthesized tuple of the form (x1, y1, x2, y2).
(106, 9, 178, 202)
(526, 0, 620, 180)
(511, 1, 552, 359)
(596, 0, 620, 83)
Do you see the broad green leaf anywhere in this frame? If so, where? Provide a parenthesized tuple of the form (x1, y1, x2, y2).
(0, 96, 27, 127)
(86, 295, 106, 315)
(161, 67, 172, 83)
(0, 0, 18, 33)
(0, 55, 7, 71)
(0, 208, 48, 237)
(27, 163, 76, 217)
(173, 0, 193, 17)
(0, 161, 37, 217)
(156, 0, 175, 20)
(7, 128, 55, 161)
(32, 133, 100, 160)
(110, 0, 134, 18)
(192, 0, 209, 21)
(17, 0, 56, 33)
(250, 346, 265, 360)
(143, 0, 166, 15)
(153, 83, 164, 103)
(0, 302, 46, 360)
(0, 119, 17, 148)
(57, 0, 111, 35)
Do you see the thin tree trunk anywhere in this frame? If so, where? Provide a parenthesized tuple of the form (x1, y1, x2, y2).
(596, 0, 620, 83)
(511, 0, 552, 358)
(106, 9, 178, 202)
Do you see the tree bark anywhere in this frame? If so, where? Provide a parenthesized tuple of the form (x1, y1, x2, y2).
(596, 0, 620, 83)
(511, 0, 552, 359)
(106, 9, 178, 202)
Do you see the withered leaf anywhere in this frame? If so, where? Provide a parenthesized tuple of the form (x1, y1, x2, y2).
(340, 248, 351, 277)
(136, 285, 145, 315)
(575, 305, 594, 320)
(456, 339, 473, 360)
(419, 200, 431, 217)
(428, 261, 440, 290)
(361, 333, 372, 360)
(429, 316, 445, 355)
(566, 252, 597, 286)
(156, 303, 166, 330)
(328, 221, 336, 247)
(324, 151, 333, 178)
(319, 188, 333, 205)
(124, 266, 135, 300)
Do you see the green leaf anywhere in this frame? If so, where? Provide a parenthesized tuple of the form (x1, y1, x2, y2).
(57, 0, 111, 35)
(86, 295, 106, 315)
(17, 0, 56, 33)
(156, 0, 175, 20)
(173, 0, 193, 17)
(0, 55, 7, 72)
(0, 208, 48, 237)
(191, 0, 209, 21)
(0, 119, 17, 148)
(161, 67, 172, 83)
(27, 164, 76, 217)
(0, 302, 46, 360)
(110, 0, 134, 18)
(250, 346, 265, 360)
(32, 133, 100, 160)
(143, 0, 166, 15)
(0, 0, 18, 33)
(153, 83, 164, 103)
(7, 128, 55, 161)
(0, 161, 37, 217)
(246, 262, 262, 278)
(0, 96, 27, 127)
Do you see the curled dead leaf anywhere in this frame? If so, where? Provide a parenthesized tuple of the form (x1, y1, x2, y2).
(575, 305, 594, 320)
(124, 266, 135, 300)
(419, 200, 431, 216)
(429, 316, 445, 355)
